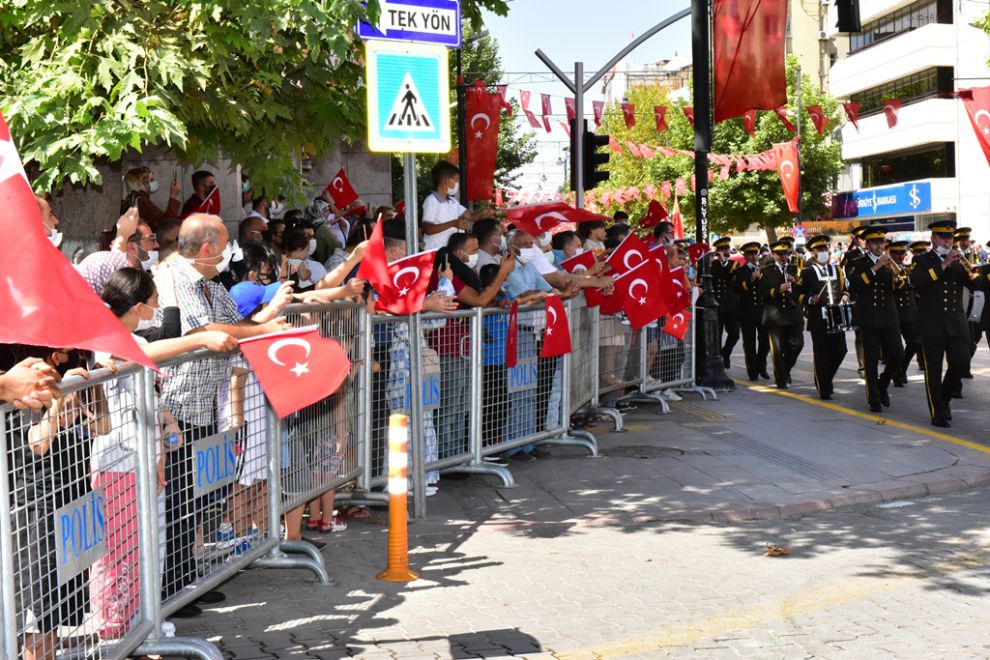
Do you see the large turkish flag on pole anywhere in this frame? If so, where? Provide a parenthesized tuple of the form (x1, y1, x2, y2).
(774, 140, 800, 213)
(239, 326, 351, 418)
(0, 112, 153, 368)
(713, 0, 788, 123)
(959, 86, 990, 167)
(465, 86, 502, 202)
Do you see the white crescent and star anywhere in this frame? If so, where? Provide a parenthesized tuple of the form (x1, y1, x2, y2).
(470, 112, 491, 139)
(623, 250, 644, 270)
(974, 109, 990, 137)
(267, 337, 312, 378)
(629, 278, 649, 305)
(392, 266, 420, 297)
(534, 211, 568, 230)
(780, 160, 795, 179)
(547, 305, 558, 336)
(332, 177, 345, 191)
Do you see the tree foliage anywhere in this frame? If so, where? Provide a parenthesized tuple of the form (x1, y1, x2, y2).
(0, 0, 509, 196)
(597, 56, 843, 239)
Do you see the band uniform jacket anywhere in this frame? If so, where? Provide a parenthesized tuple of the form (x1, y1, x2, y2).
(758, 262, 804, 327)
(732, 262, 763, 323)
(894, 265, 918, 326)
(711, 258, 740, 314)
(909, 250, 980, 337)
(798, 262, 847, 332)
(847, 255, 901, 328)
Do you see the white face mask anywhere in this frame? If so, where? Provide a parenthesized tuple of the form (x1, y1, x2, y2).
(48, 229, 63, 248)
(544, 249, 556, 265)
(935, 244, 951, 256)
(141, 250, 159, 271)
(517, 246, 541, 264)
(498, 235, 507, 252)
(135, 304, 158, 332)
(149, 180, 159, 194)
(466, 253, 479, 269)
(816, 250, 829, 264)
(307, 238, 317, 256)
(187, 243, 233, 272)
(538, 234, 552, 249)
(574, 247, 585, 256)
(286, 257, 304, 268)
(448, 182, 460, 198)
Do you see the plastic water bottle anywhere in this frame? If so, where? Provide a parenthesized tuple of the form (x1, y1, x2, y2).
(438, 276, 455, 298)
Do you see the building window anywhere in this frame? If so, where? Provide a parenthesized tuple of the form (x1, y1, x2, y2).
(861, 143, 955, 187)
(849, 0, 952, 53)
(849, 67, 954, 115)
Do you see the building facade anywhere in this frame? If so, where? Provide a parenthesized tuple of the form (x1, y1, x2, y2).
(827, 0, 990, 237)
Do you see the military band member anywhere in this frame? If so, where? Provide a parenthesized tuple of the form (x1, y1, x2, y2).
(733, 242, 770, 381)
(711, 236, 740, 368)
(846, 226, 905, 413)
(888, 241, 920, 387)
(778, 235, 805, 270)
(908, 240, 930, 374)
(956, 227, 981, 378)
(758, 241, 804, 389)
(798, 235, 849, 400)
(909, 220, 979, 428)
(842, 226, 869, 379)
(973, 259, 990, 356)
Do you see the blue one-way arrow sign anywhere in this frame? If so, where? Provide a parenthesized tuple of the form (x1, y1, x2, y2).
(358, 0, 461, 48)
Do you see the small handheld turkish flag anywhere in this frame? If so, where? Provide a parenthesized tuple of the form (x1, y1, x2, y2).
(667, 267, 693, 314)
(663, 309, 692, 341)
(560, 250, 603, 307)
(615, 259, 668, 330)
(505, 202, 571, 236)
(376, 250, 437, 315)
(540, 295, 572, 358)
(688, 243, 710, 264)
(326, 168, 359, 208)
(605, 232, 650, 275)
(806, 105, 828, 135)
(505, 300, 519, 368)
(640, 200, 669, 229)
(239, 325, 351, 419)
(195, 185, 221, 216)
(356, 217, 391, 292)
(882, 99, 901, 128)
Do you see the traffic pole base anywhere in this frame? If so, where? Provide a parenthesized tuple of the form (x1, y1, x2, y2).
(377, 566, 421, 582)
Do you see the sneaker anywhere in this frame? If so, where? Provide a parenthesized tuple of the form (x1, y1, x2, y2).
(232, 541, 252, 557)
(161, 621, 176, 638)
(661, 389, 682, 402)
(644, 376, 663, 389)
(329, 516, 348, 532)
(425, 486, 439, 497)
(215, 523, 236, 550)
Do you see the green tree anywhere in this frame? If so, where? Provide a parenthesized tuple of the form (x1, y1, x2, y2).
(0, 0, 508, 196)
(597, 55, 843, 241)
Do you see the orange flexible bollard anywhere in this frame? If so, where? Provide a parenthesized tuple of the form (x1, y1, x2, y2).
(377, 414, 420, 582)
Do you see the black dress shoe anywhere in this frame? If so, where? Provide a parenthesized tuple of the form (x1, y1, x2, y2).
(820, 393, 832, 400)
(880, 390, 890, 407)
(748, 375, 759, 382)
(171, 603, 203, 618)
(870, 404, 883, 413)
(776, 382, 788, 390)
(893, 380, 905, 388)
(723, 356, 731, 369)
(962, 372, 973, 379)
(759, 371, 771, 380)
(196, 590, 226, 605)
(932, 419, 951, 428)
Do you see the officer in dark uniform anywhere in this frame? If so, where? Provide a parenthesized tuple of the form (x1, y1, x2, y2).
(778, 235, 805, 270)
(888, 241, 919, 387)
(909, 220, 979, 427)
(711, 236, 740, 368)
(973, 258, 990, 354)
(842, 226, 868, 378)
(798, 234, 849, 399)
(846, 225, 904, 413)
(758, 241, 804, 389)
(733, 241, 770, 380)
(956, 227, 981, 378)
(908, 240, 930, 374)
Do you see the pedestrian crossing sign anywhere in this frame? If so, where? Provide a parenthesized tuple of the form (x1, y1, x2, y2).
(365, 40, 450, 153)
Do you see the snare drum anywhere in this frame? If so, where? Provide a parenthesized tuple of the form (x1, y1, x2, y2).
(822, 302, 854, 334)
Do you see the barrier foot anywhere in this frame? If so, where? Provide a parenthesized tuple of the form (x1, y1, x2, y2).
(253, 541, 331, 584)
(541, 430, 598, 457)
(587, 406, 625, 432)
(619, 391, 671, 415)
(676, 385, 719, 401)
(442, 462, 516, 488)
(134, 636, 225, 660)
(335, 488, 389, 509)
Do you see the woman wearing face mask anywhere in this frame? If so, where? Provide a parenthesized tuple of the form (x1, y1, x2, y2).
(121, 166, 181, 230)
(281, 228, 327, 293)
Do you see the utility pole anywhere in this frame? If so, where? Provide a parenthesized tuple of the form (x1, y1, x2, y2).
(795, 64, 803, 225)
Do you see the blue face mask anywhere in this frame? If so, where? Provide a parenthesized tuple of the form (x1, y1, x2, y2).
(242, 181, 251, 193)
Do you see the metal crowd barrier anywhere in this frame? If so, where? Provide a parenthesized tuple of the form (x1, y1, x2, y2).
(638, 306, 718, 401)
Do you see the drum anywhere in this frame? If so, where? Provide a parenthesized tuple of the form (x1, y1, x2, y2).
(822, 302, 854, 334)
(967, 290, 985, 323)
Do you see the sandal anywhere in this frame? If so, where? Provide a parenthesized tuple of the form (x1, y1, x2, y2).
(316, 517, 348, 532)
(305, 519, 321, 531)
(339, 505, 372, 521)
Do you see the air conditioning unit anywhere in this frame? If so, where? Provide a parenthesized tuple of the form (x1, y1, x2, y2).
(818, 30, 829, 39)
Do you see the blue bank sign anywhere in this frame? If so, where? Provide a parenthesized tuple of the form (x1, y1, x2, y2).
(357, 0, 461, 48)
(832, 182, 932, 219)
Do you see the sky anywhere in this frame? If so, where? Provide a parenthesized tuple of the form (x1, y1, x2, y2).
(482, 1, 693, 194)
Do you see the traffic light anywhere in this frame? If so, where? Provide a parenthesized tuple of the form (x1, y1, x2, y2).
(570, 119, 611, 192)
(835, 0, 861, 33)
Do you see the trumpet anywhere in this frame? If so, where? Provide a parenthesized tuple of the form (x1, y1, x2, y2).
(949, 249, 973, 272)
(875, 253, 901, 277)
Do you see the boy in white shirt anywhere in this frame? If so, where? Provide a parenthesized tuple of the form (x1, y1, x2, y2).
(422, 160, 480, 251)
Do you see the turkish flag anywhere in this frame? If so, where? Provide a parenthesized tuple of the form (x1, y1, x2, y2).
(239, 326, 351, 419)
(806, 105, 828, 134)
(376, 250, 437, 315)
(505, 201, 570, 235)
(719, 164, 731, 180)
(621, 103, 636, 129)
(609, 136, 623, 153)
(712, 0, 787, 123)
(774, 106, 796, 132)
(0, 112, 153, 368)
(682, 106, 695, 127)
(649, 243, 670, 272)
(959, 86, 990, 167)
(663, 309, 692, 340)
(639, 143, 655, 159)
(671, 197, 684, 239)
(565, 97, 576, 122)
(615, 259, 667, 330)
(640, 200, 668, 228)
(541, 93, 552, 118)
(326, 168, 359, 208)
(519, 90, 542, 129)
(505, 300, 519, 368)
(593, 101, 605, 127)
(394, 199, 405, 218)
(540, 296, 571, 358)
(605, 232, 650, 275)
(560, 250, 603, 307)
(495, 85, 513, 115)
(654, 105, 669, 133)
(625, 141, 643, 158)
(466, 87, 502, 202)
(356, 217, 391, 292)
(194, 185, 221, 216)
(560, 121, 571, 137)
(742, 109, 757, 137)
(882, 99, 901, 128)
(688, 243, 710, 264)
(843, 102, 861, 131)
(773, 140, 800, 213)
(675, 177, 686, 196)
(666, 267, 692, 314)
(661, 180, 672, 199)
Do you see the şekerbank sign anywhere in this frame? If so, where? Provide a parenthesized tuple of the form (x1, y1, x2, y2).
(832, 182, 932, 219)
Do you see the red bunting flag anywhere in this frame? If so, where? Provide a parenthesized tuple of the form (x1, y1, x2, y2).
(543, 116, 552, 133)
(882, 98, 901, 128)
(959, 86, 990, 167)
(675, 177, 686, 196)
(615, 259, 668, 329)
(560, 121, 571, 137)
(712, 0, 788, 122)
(625, 141, 643, 158)
(376, 250, 438, 315)
(540, 296, 572, 358)
(565, 97, 576, 122)
(0, 111, 154, 368)
(621, 103, 636, 129)
(326, 168, 359, 208)
(682, 106, 695, 126)
(654, 105, 669, 133)
(560, 251, 604, 307)
(742, 109, 757, 137)
(605, 232, 651, 275)
(466, 87, 502, 202)
(593, 101, 605, 126)
(505, 300, 519, 368)
(806, 105, 828, 135)
(774, 106, 796, 132)
(239, 326, 350, 418)
(671, 197, 684, 240)
(495, 85, 513, 115)
(843, 102, 861, 131)
(661, 180, 672, 199)
(609, 136, 623, 153)
(520, 90, 542, 129)
(663, 309, 692, 340)
(773, 140, 800, 213)
(690, 174, 696, 192)
(541, 93, 552, 118)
